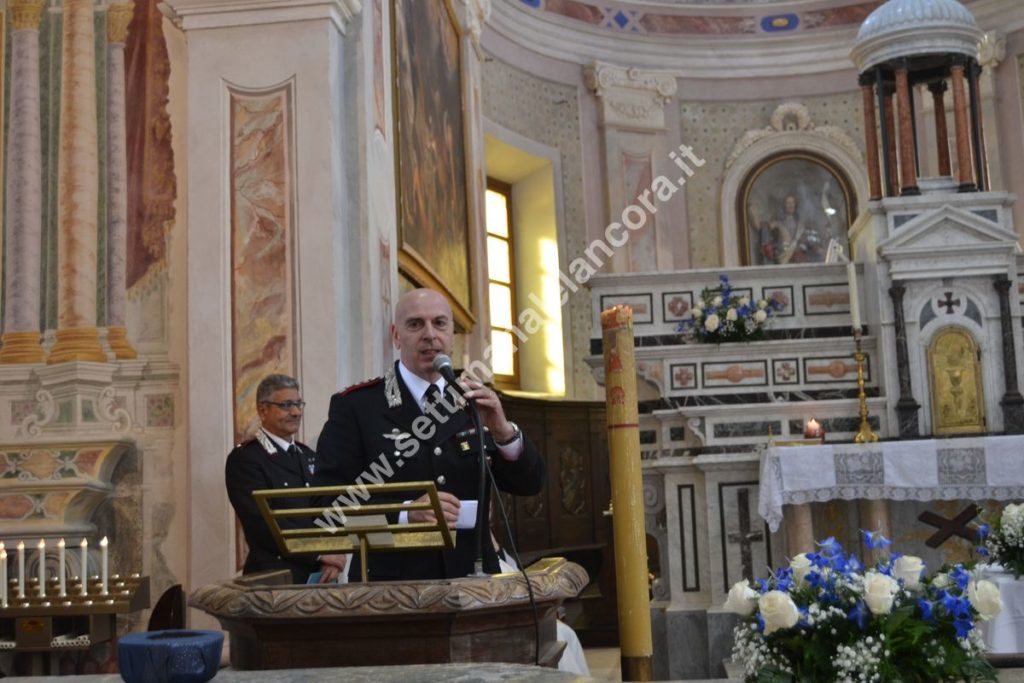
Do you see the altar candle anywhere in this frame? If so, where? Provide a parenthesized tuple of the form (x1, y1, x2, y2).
(37, 539, 45, 597)
(0, 549, 6, 608)
(58, 539, 66, 597)
(100, 537, 108, 595)
(16, 542, 24, 599)
(804, 418, 823, 439)
(80, 539, 88, 596)
(847, 262, 862, 332)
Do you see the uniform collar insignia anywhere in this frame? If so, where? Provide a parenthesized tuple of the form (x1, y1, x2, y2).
(384, 365, 402, 408)
(255, 429, 276, 456)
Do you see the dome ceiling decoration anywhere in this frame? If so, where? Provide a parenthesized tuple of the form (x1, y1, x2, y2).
(510, 0, 894, 36)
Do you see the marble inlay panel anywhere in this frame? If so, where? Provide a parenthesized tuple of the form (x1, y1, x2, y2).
(702, 360, 767, 388)
(804, 356, 863, 384)
(677, 483, 699, 592)
(803, 282, 851, 315)
(229, 85, 295, 440)
(718, 481, 770, 592)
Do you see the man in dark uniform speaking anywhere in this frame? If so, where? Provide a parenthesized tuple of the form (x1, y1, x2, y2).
(226, 374, 348, 583)
(316, 288, 545, 580)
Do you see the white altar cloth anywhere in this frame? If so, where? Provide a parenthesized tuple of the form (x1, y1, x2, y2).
(979, 564, 1024, 654)
(758, 435, 1024, 532)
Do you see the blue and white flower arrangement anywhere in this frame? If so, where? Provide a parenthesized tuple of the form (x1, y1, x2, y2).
(725, 533, 1002, 683)
(977, 502, 1024, 578)
(676, 274, 783, 344)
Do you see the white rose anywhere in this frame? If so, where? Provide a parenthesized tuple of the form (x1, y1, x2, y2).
(754, 309, 767, 323)
(692, 307, 704, 319)
(968, 579, 1003, 620)
(931, 573, 951, 589)
(726, 308, 738, 322)
(790, 554, 812, 584)
(704, 314, 720, 332)
(758, 590, 800, 634)
(893, 556, 925, 589)
(757, 299, 769, 310)
(724, 579, 758, 617)
(712, 296, 722, 307)
(694, 300, 705, 310)
(863, 572, 898, 615)
(739, 296, 750, 307)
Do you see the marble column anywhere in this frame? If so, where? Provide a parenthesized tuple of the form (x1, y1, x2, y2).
(949, 63, 976, 192)
(859, 75, 882, 200)
(895, 65, 919, 195)
(966, 61, 988, 192)
(928, 81, 952, 177)
(0, 0, 47, 364)
(878, 81, 899, 197)
(49, 0, 106, 364)
(889, 282, 920, 437)
(858, 499, 891, 566)
(993, 276, 1024, 433)
(784, 504, 814, 559)
(104, 3, 136, 360)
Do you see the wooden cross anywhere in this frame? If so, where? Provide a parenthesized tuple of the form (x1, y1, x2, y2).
(918, 504, 979, 548)
(727, 488, 764, 580)
(937, 291, 961, 314)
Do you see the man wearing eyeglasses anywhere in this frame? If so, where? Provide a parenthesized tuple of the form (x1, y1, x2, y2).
(226, 374, 348, 583)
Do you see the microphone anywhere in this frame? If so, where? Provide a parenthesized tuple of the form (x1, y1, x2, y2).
(432, 354, 470, 401)
(432, 353, 488, 577)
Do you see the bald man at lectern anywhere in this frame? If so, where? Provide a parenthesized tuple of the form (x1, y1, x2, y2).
(316, 289, 545, 581)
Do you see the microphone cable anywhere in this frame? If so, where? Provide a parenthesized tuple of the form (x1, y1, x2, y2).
(488, 464, 541, 667)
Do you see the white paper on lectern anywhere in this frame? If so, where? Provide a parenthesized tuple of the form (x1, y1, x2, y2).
(456, 500, 478, 530)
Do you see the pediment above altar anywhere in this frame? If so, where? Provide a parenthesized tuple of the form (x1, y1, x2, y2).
(877, 203, 1020, 280)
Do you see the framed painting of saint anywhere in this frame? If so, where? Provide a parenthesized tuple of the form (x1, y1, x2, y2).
(392, 0, 474, 328)
(739, 154, 855, 267)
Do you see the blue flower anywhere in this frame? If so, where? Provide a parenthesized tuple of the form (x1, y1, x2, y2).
(949, 566, 970, 591)
(977, 523, 991, 539)
(954, 616, 974, 639)
(861, 529, 892, 550)
(817, 537, 842, 558)
(848, 601, 870, 630)
(918, 598, 935, 621)
(977, 546, 991, 557)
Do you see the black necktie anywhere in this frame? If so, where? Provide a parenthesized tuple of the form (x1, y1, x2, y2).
(288, 443, 314, 477)
(423, 384, 442, 414)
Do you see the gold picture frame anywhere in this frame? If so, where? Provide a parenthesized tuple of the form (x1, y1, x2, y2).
(738, 153, 856, 267)
(391, 0, 475, 330)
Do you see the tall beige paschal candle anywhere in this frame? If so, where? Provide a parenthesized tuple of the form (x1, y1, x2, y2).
(601, 305, 653, 682)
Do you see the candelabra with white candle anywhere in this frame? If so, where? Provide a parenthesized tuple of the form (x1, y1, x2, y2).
(100, 537, 108, 595)
(79, 539, 88, 596)
(0, 547, 7, 608)
(37, 539, 45, 598)
(58, 539, 66, 598)
(17, 542, 24, 600)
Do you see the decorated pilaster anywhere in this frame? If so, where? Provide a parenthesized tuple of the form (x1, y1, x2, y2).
(49, 0, 105, 364)
(602, 306, 653, 682)
(0, 0, 46, 364)
(584, 61, 680, 273)
(104, 3, 136, 359)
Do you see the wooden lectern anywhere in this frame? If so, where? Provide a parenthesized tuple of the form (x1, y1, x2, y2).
(194, 482, 589, 670)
